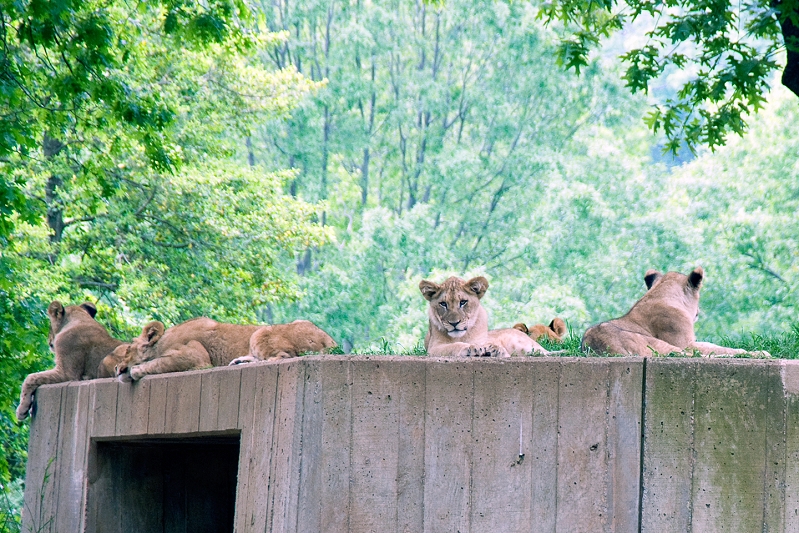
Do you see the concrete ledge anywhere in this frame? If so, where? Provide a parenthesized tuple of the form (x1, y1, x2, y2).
(21, 356, 799, 532)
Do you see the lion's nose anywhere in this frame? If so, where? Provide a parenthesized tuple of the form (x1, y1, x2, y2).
(449, 321, 460, 328)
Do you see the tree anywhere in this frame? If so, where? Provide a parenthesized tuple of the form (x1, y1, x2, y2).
(537, 0, 799, 153)
(0, 0, 327, 510)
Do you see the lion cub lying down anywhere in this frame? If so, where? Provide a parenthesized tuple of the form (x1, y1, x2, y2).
(115, 317, 337, 380)
(582, 267, 763, 357)
(419, 276, 549, 357)
(228, 320, 338, 365)
(114, 318, 259, 381)
(514, 318, 567, 343)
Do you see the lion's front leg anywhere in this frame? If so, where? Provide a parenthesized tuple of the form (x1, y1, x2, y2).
(426, 342, 473, 357)
(129, 341, 211, 380)
(687, 341, 769, 358)
(17, 368, 72, 420)
(465, 343, 510, 358)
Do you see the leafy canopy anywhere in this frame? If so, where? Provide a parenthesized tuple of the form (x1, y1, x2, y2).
(0, 0, 327, 498)
(537, 0, 799, 154)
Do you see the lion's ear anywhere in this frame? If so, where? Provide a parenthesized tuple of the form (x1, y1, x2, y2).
(550, 318, 567, 337)
(48, 301, 65, 322)
(141, 321, 165, 346)
(80, 302, 97, 318)
(465, 276, 489, 299)
(688, 266, 704, 290)
(513, 323, 529, 334)
(419, 280, 441, 301)
(644, 270, 662, 289)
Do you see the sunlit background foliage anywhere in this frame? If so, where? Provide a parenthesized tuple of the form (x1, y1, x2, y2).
(2, 0, 799, 527)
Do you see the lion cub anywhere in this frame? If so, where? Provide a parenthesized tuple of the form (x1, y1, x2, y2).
(419, 276, 548, 357)
(115, 318, 260, 381)
(17, 301, 124, 420)
(229, 320, 338, 365)
(514, 318, 567, 343)
(582, 267, 762, 357)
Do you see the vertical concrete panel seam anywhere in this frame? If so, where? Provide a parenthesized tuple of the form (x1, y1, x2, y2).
(51, 386, 68, 532)
(267, 364, 287, 533)
(468, 362, 476, 533)
(637, 357, 648, 533)
(422, 361, 431, 527)
(113, 380, 122, 436)
(783, 362, 791, 532)
(395, 363, 400, 533)
(293, 361, 310, 533)
(603, 361, 611, 533)
(554, 359, 561, 530)
(687, 360, 697, 533)
(421, 361, 427, 533)
(346, 360, 353, 533)
(761, 361, 786, 533)
(761, 363, 770, 533)
(234, 368, 243, 430)
(779, 362, 788, 533)
(46, 386, 65, 533)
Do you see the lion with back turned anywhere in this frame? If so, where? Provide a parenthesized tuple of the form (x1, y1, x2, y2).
(582, 266, 767, 357)
(16, 301, 124, 420)
(419, 276, 549, 357)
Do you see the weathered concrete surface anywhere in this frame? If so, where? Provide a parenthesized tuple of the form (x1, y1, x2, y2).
(640, 358, 799, 533)
(20, 356, 799, 533)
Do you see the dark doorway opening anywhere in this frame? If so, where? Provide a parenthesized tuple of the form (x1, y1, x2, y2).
(86, 434, 240, 533)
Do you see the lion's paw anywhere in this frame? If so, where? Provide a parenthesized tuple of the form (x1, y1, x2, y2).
(463, 344, 508, 357)
(16, 400, 31, 421)
(229, 355, 257, 366)
(129, 366, 146, 381)
(484, 344, 510, 358)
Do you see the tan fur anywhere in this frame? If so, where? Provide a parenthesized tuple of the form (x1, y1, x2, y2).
(514, 318, 567, 342)
(16, 301, 123, 420)
(229, 320, 338, 365)
(115, 317, 260, 381)
(419, 276, 548, 357)
(582, 267, 765, 357)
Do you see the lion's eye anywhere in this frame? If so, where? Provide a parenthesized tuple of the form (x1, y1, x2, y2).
(459, 300, 468, 308)
(439, 302, 448, 309)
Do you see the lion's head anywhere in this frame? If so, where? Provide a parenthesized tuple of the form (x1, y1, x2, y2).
(419, 276, 488, 338)
(114, 320, 165, 378)
(641, 266, 703, 322)
(47, 301, 97, 351)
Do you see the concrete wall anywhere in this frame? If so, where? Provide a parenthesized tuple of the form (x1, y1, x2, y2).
(21, 356, 799, 532)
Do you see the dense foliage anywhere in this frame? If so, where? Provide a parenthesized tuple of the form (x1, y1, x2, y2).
(2, 0, 798, 527)
(248, 0, 799, 350)
(0, 0, 327, 524)
(537, 0, 799, 154)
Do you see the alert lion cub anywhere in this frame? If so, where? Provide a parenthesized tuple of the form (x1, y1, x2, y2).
(115, 318, 260, 381)
(419, 276, 548, 357)
(582, 267, 762, 357)
(17, 301, 124, 420)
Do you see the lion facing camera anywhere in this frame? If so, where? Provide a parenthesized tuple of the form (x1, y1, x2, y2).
(419, 276, 549, 357)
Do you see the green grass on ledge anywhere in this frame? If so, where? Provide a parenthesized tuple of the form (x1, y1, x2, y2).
(337, 325, 799, 359)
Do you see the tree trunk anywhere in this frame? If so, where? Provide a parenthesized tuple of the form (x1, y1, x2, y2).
(246, 136, 255, 167)
(779, 6, 799, 97)
(360, 148, 370, 206)
(43, 133, 65, 243)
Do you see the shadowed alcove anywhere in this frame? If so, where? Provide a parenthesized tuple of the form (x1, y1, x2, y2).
(85, 434, 240, 533)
